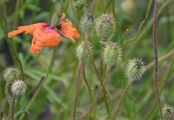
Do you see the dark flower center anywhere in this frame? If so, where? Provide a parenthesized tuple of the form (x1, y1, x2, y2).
(56, 24, 62, 30)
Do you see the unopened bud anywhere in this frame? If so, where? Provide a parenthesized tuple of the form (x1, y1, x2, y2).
(3, 67, 20, 81)
(76, 41, 91, 61)
(103, 42, 122, 66)
(125, 59, 145, 81)
(11, 80, 26, 96)
(95, 13, 116, 41)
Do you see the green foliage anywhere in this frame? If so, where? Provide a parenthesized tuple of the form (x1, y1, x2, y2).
(0, 0, 174, 120)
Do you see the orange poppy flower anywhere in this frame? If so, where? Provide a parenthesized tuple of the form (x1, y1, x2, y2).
(8, 13, 80, 54)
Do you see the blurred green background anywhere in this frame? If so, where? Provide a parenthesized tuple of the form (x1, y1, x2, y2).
(0, 0, 174, 120)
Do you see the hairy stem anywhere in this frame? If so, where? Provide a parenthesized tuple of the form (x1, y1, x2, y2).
(79, 65, 112, 119)
(152, 1, 163, 119)
(5, 80, 15, 120)
(73, 33, 88, 120)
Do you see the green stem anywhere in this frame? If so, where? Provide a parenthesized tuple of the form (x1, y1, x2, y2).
(123, 0, 153, 48)
(79, 64, 112, 119)
(70, 0, 80, 25)
(5, 80, 15, 120)
(73, 33, 88, 120)
(0, 2, 24, 80)
(113, 81, 132, 119)
(19, 47, 57, 120)
(127, 0, 173, 55)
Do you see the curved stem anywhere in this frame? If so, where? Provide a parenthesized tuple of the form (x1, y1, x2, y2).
(19, 47, 57, 120)
(123, 0, 153, 48)
(146, 49, 174, 70)
(70, 0, 80, 25)
(73, 33, 88, 120)
(152, 1, 163, 119)
(0, 2, 24, 80)
(127, 0, 173, 55)
(5, 80, 15, 120)
(79, 65, 112, 119)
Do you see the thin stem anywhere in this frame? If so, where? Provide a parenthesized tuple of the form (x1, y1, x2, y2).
(0, 2, 24, 80)
(73, 63, 83, 120)
(19, 47, 57, 120)
(8, 96, 15, 120)
(73, 33, 88, 120)
(152, 1, 163, 119)
(82, 65, 93, 101)
(0, 110, 3, 120)
(5, 80, 15, 120)
(146, 49, 174, 70)
(128, 0, 173, 55)
(70, 0, 80, 25)
(123, 0, 153, 47)
(113, 81, 132, 119)
(92, 48, 111, 111)
(79, 65, 112, 119)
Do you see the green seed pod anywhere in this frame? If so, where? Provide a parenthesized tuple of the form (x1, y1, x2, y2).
(76, 41, 91, 61)
(103, 42, 122, 66)
(3, 67, 21, 81)
(95, 13, 116, 41)
(11, 80, 26, 96)
(80, 15, 94, 33)
(125, 59, 145, 81)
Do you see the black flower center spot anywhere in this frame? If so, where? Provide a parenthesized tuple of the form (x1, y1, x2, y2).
(56, 24, 62, 30)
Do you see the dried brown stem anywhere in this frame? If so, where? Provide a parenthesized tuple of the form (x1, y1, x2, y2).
(73, 33, 88, 120)
(152, 1, 163, 119)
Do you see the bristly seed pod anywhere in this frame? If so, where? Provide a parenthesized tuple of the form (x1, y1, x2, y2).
(3, 67, 21, 81)
(125, 59, 145, 81)
(76, 41, 92, 61)
(162, 105, 174, 120)
(103, 42, 122, 66)
(11, 80, 26, 96)
(95, 13, 116, 41)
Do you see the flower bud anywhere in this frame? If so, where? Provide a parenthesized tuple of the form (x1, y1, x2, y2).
(95, 13, 116, 41)
(125, 59, 145, 81)
(11, 80, 26, 96)
(163, 105, 174, 115)
(103, 42, 122, 66)
(3, 67, 20, 81)
(80, 15, 94, 33)
(76, 41, 91, 61)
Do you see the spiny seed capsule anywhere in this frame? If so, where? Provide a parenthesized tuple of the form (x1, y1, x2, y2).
(95, 13, 116, 41)
(3, 67, 21, 81)
(76, 41, 91, 61)
(80, 15, 94, 32)
(11, 80, 26, 96)
(103, 42, 122, 66)
(125, 59, 145, 81)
